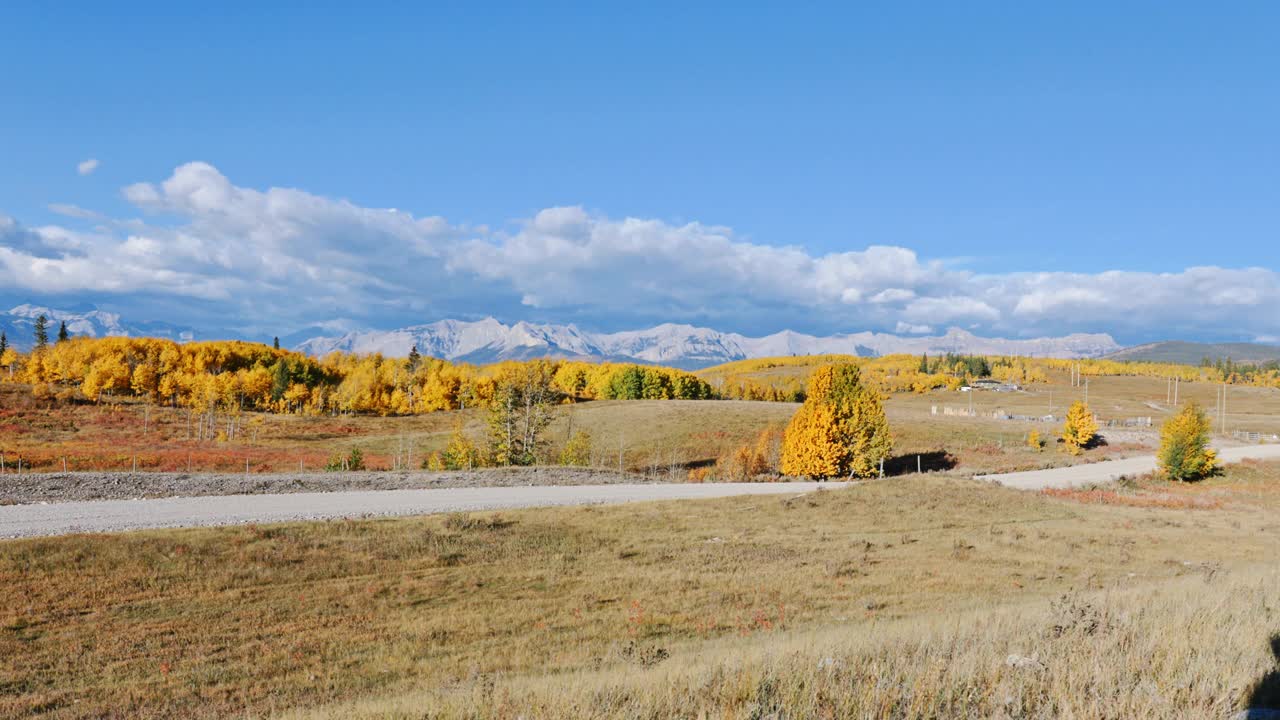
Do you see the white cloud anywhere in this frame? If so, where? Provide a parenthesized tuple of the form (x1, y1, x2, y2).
(77, 159, 99, 176)
(895, 321, 933, 334)
(2, 161, 1280, 341)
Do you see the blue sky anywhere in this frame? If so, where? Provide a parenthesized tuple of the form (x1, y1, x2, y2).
(2, 2, 1279, 342)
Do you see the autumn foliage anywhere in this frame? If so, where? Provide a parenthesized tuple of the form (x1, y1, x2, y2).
(780, 364, 892, 479)
(1060, 401, 1098, 455)
(707, 425, 784, 481)
(3, 336, 714, 417)
(1158, 402, 1218, 482)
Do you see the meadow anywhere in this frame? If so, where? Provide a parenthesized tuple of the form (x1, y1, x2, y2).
(7, 363, 1278, 478)
(4, 461, 1280, 718)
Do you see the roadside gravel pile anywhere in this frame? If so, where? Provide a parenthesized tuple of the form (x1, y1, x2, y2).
(0, 467, 652, 505)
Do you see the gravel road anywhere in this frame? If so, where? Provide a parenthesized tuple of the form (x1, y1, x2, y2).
(979, 443, 1280, 490)
(0, 481, 847, 538)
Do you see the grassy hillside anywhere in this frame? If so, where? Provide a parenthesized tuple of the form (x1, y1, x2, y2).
(1106, 340, 1280, 365)
(5, 464, 1280, 718)
(0, 383, 791, 475)
(1, 379, 1173, 478)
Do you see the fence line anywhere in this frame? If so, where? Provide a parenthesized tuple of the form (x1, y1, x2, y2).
(931, 406, 1152, 427)
(1232, 430, 1280, 443)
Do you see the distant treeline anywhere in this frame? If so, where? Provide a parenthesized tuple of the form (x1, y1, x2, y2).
(2, 336, 712, 416)
(700, 351, 1280, 401)
(706, 353, 1047, 401)
(6, 334, 1277, 420)
(1200, 355, 1280, 378)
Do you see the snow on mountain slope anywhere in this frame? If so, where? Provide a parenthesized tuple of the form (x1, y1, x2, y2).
(0, 303, 1122, 367)
(0, 305, 196, 350)
(296, 318, 1122, 368)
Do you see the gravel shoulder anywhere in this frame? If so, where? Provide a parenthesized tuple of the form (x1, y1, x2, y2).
(0, 467, 655, 505)
(0, 481, 847, 538)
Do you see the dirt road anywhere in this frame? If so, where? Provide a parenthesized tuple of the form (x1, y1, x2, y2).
(0, 481, 846, 538)
(978, 443, 1280, 490)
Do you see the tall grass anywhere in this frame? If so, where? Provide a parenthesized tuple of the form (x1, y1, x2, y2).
(289, 570, 1280, 719)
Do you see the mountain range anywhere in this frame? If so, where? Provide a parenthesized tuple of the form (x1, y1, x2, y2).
(295, 318, 1123, 369)
(18, 304, 1278, 370)
(0, 305, 195, 350)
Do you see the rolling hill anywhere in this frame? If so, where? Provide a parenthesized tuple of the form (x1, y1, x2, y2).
(1105, 340, 1280, 366)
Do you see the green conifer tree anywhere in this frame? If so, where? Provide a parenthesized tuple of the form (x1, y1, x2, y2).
(33, 314, 49, 351)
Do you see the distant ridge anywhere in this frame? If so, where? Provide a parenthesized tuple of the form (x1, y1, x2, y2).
(1104, 340, 1280, 366)
(0, 304, 196, 350)
(296, 318, 1122, 369)
(0, 305, 1135, 369)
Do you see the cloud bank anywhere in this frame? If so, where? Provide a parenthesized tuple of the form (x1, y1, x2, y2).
(76, 159, 100, 176)
(2, 162, 1279, 342)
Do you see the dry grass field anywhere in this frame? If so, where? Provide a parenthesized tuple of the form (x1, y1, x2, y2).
(10, 366, 1271, 478)
(0, 382, 799, 475)
(4, 461, 1280, 718)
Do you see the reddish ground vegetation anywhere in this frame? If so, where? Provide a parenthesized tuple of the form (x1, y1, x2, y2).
(1041, 486, 1223, 510)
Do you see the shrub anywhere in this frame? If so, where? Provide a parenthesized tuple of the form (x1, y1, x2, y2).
(441, 423, 483, 470)
(324, 447, 365, 472)
(1026, 430, 1043, 452)
(714, 426, 784, 481)
(423, 451, 446, 471)
(558, 430, 593, 467)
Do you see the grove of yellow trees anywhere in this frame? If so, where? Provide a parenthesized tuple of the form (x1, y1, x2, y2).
(2, 336, 714, 417)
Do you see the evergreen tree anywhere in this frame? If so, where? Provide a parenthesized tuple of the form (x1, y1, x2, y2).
(0, 331, 7, 356)
(33, 314, 49, 351)
(57, 321, 69, 343)
(918, 353, 929, 374)
(273, 336, 280, 350)
(407, 344, 422, 371)
(608, 365, 646, 400)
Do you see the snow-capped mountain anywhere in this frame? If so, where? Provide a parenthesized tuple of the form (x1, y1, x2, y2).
(0, 304, 195, 350)
(296, 318, 1122, 369)
(0, 304, 1122, 367)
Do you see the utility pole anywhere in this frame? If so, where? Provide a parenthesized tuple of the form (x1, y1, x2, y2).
(1221, 383, 1227, 434)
